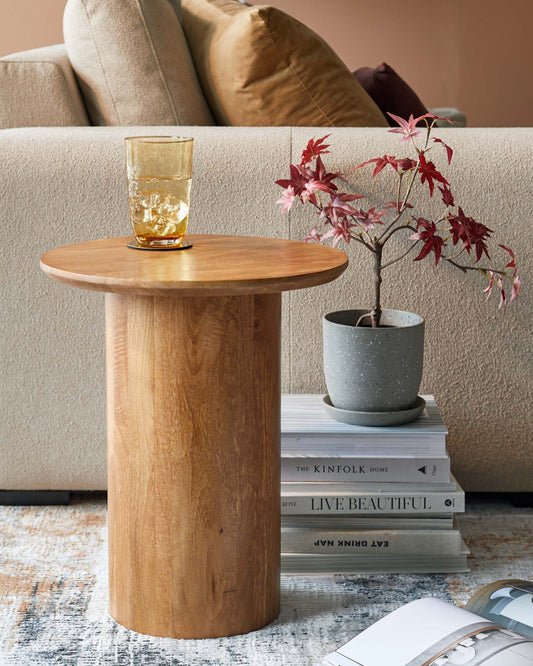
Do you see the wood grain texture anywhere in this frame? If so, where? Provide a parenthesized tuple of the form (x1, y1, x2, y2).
(106, 292, 281, 638)
(40, 234, 348, 296)
(41, 234, 347, 638)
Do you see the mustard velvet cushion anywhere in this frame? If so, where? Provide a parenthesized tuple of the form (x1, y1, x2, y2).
(63, 0, 214, 126)
(181, 0, 388, 127)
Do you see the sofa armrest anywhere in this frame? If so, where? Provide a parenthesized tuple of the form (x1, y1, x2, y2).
(429, 107, 467, 127)
(0, 45, 89, 129)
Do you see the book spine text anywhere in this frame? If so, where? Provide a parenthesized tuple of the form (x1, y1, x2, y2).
(281, 528, 462, 554)
(281, 456, 450, 483)
(281, 492, 464, 514)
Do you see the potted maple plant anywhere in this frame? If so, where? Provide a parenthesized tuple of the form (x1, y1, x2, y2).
(275, 114, 520, 425)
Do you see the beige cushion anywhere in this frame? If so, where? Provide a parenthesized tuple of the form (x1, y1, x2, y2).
(181, 0, 387, 127)
(0, 45, 89, 129)
(63, 0, 214, 126)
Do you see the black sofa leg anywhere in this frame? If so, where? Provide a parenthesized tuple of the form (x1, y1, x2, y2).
(0, 491, 71, 505)
(510, 493, 533, 508)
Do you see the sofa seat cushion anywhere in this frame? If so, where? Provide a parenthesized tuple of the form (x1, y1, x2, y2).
(63, 0, 214, 126)
(181, 0, 387, 127)
(0, 45, 89, 129)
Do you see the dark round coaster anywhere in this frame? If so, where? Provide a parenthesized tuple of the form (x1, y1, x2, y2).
(126, 239, 193, 251)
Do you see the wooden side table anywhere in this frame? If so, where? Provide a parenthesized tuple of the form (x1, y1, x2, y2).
(40, 235, 347, 638)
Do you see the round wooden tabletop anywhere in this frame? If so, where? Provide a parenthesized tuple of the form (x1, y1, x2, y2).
(40, 235, 348, 296)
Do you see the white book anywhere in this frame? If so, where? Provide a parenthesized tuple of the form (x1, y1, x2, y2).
(281, 544, 469, 575)
(281, 526, 463, 555)
(281, 394, 447, 457)
(281, 515, 455, 530)
(281, 455, 450, 483)
(281, 478, 465, 515)
(322, 596, 533, 665)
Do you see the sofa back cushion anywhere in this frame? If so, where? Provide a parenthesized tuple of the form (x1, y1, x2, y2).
(181, 0, 387, 127)
(63, 0, 214, 126)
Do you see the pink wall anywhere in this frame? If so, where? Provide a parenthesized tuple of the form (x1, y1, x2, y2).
(1, 0, 531, 127)
(267, 0, 533, 127)
(1, 0, 66, 57)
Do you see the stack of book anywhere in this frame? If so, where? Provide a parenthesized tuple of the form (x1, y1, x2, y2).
(280, 394, 469, 574)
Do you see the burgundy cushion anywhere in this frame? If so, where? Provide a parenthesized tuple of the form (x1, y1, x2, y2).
(353, 62, 427, 126)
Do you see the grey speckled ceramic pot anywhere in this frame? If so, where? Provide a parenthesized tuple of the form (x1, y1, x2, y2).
(323, 309, 425, 413)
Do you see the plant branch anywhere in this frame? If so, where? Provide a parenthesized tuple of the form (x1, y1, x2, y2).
(423, 118, 438, 148)
(395, 171, 404, 217)
(356, 311, 373, 327)
(370, 243, 383, 327)
(380, 223, 416, 246)
(278, 119, 519, 315)
(381, 240, 421, 270)
(443, 257, 506, 276)
(376, 209, 403, 243)
(349, 231, 374, 251)
(349, 216, 374, 246)
(398, 165, 419, 214)
(442, 246, 467, 261)
(377, 165, 419, 243)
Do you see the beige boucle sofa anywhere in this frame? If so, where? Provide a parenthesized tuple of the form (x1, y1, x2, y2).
(0, 39, 531, 491)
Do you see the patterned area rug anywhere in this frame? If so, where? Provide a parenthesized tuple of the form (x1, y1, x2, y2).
(1, 495, 532, 665)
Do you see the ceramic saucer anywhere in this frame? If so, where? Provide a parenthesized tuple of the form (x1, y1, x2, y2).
(322, 394, 426, 427)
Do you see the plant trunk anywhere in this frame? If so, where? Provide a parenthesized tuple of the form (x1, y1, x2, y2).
(371, 244, 383, 328)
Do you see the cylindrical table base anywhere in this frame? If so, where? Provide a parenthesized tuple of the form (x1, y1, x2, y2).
(105, 292, 281, 638)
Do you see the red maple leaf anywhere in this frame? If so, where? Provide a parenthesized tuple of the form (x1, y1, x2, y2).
(511, 276, 521, 302)
(352, 207, 387, 229)
(397, 158, 418, 172)
(300, 135, 331, 166)
(418, 152, 449, 196)
(497, 276, 506, 310)
(276, 158, 340, 207)
(410, 218, 446, 265)
(307, 156, 339, 191)
(303, 226, 321, 243)
(387, 114, 421, 142)
(383, 200, 414, 212)
(320, 193, 364, 224)
(356, 155, 399, 177)
(420, 113, 455, 125)
(321, 218, 356, 247)
(275, 163, 312, 197)
(483, 271, 496, 297)
(438, 185, 455, 207)
(433, 137, 453, 164)
(276, 185, 296, 213)
(499, 244, 518, 277)
(448, 207, 492, 262)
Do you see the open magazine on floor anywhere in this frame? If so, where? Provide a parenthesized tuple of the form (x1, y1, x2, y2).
(322, 580, 533, 666)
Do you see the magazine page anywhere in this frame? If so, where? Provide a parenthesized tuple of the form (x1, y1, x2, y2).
(466, 580, 533, 639)
(322, 598, 533, 666)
